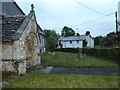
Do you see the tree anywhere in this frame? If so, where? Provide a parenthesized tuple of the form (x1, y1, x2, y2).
(61, 26, 75, 37)
(94, 31, 120, 47)
(44, 29, 60, 50)
(94, 36, 104, 46)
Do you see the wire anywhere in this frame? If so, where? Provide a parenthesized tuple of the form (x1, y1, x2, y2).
(72, 12, 114, 28)
(74, 0, 106, 15)
(72, 0, 120, 28)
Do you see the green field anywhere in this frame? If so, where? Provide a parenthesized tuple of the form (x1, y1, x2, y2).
(41, 52, 118, 68)
(3, 73, 118, 88)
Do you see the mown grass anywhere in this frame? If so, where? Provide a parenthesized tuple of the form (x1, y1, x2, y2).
(3, 72, 118, 88)
(41, 52, 118, 68)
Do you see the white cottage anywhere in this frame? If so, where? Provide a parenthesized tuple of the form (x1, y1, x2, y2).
(58, 31, 94, 48)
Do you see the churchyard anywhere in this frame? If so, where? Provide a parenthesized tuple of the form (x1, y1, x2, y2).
(2, 51, 119, 88)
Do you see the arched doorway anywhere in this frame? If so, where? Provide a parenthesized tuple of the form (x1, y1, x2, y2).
(25, 32, 39, 68)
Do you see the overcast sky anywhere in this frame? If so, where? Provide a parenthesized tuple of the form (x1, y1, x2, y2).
(15, 0, 119, 37)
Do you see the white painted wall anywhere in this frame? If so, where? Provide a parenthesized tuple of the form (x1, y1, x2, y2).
(86, 35, 94, 48)
(61, 40, 83, 48)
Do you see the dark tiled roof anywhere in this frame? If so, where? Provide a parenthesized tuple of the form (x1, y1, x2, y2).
(2, 15, 26, 43)
(2, 2, 25, 16)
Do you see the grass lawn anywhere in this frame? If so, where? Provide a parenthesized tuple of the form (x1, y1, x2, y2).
(41, 52, 118, 68)
(3, 72, 118, 88)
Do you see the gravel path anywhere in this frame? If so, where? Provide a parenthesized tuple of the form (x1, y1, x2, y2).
(49, 67, 119, 76)
(30, 66, 119, 76)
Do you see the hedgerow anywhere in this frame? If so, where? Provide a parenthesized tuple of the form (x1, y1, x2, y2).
(50, 47, 120, 62)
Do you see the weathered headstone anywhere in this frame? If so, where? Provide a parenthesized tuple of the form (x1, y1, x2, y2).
(2, 82, 9, 87)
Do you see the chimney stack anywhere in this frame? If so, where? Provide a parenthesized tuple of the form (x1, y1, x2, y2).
(76, 33, 80, 36)
(85, 31, 90, 35)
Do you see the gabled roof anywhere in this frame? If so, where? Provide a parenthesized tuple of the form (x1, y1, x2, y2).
(59, 35, 86, 41)
(1, 1, 45, 43)
(2, 15, 26, 43)
(1, 11, 35, 43)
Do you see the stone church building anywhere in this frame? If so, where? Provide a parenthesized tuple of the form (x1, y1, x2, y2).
(0, 0, 45, 75)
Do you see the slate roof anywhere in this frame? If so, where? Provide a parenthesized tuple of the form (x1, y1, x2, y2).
(2, 2, 25, 16)
(58, 35, 86, 41)
(2, 15, 26, 43)
(1, 1, 45, 43)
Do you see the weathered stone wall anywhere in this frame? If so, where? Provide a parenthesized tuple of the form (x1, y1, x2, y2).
(17, 14, 40, 68)
(1, 43, 25, 75)
(2, 61, 17, 73)
(2, 60, 26, 75)
(2, 44, 13, 60)
(2, 13, 41, 75)
(18, 60, 26, 75)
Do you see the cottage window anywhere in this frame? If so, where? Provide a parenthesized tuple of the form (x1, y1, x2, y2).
(70, 41, 72, 44)
(77, 40, 79, 43)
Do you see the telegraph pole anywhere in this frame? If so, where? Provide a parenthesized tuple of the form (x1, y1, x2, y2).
(115, 12, 118, 34)
(115, 11, 118, 47)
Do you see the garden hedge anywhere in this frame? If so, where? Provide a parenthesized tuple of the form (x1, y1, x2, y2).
(50, 47, 120, 62)
(82, 48, 120, 62)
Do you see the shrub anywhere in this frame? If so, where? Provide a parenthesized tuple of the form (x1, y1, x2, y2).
(82, 47, 119, 62)
(50, 48, 79, 53)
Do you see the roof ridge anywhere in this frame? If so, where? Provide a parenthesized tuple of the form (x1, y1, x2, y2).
(61, 35, 86, 38)
(4, 15, 26, 17)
